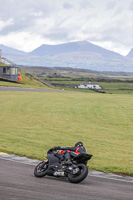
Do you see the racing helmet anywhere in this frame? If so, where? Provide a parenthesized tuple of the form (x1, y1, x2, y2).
(75, 142, 83, 147)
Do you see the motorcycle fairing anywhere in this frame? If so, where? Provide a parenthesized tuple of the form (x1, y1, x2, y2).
(46, 153, 62, 176)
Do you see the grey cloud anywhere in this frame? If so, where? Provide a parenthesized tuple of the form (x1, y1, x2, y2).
(128, 1, 133, 10)
(79, 0, 94, 9)
(0, 16, 35, 35)
(0, 0, 55, 21)
(113, 7, 124, 16)
(0, 0, 58, 35)
(63, 3, 73, 9)
(105, 1, 116, 10)
(89, 21, 133, 47)
(45, 29, 69, 41)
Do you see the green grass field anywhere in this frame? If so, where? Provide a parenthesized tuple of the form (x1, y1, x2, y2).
(0, 91, 133, 175)
(39, 77, 133, 95)
(50, 80, 133, 89)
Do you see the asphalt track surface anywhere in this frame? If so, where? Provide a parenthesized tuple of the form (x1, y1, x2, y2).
(0, 86, 65, 92)
(0, 158, 133, 200)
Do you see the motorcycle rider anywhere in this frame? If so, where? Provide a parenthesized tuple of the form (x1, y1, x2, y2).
(51, 142, 86, 165)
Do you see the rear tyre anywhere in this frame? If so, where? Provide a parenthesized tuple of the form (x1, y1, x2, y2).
(34, 161, 48, 177)
(67, 164, 88, 183)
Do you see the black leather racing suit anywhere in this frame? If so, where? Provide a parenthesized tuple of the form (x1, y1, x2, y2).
(56, 146, 86, 161)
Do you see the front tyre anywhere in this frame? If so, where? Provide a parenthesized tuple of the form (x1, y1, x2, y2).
(34, 161, 48, 177)
(67, 164, 88, 183)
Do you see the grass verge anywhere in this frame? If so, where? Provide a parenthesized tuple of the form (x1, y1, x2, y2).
(0, 91, 133, 175)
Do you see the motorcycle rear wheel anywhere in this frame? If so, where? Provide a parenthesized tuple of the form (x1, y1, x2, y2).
(34, 161, 48, 177)
(67, 164, 88, 183)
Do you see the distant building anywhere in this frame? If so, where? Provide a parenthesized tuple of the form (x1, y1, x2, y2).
(60, 71, 68, 74)
(75, 82, 102, 89)
(0, 50, 19, 82)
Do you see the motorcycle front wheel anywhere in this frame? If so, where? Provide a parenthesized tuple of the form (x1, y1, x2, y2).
(34, 161, 48, 177)
(67, 164, 88, 183)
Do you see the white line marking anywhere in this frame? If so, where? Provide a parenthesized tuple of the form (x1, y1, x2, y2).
(0, 156, 38, 166)
(0, 157, 133, 183)
(88, 174, 133, 183)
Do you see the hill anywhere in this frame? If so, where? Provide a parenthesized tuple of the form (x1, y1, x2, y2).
(0, 44, 26, 55)
(30, 41, 123, 59)
(1, 41, 133, 72)
(126, 48, 133, 59)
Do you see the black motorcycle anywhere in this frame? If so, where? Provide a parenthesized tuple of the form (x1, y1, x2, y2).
(34, 148, 92, 183)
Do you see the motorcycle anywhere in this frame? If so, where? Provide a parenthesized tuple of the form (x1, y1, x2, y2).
(34, 148, 93, 183)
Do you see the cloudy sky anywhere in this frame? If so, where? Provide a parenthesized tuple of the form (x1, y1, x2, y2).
(0, 0, 133, 55)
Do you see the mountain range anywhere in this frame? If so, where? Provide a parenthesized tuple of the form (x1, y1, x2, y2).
(1, 41, 133, 72)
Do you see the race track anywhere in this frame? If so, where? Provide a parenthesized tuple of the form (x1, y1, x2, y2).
(0, 86, 65, 92)
(0, 158, 133, 200)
